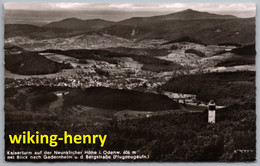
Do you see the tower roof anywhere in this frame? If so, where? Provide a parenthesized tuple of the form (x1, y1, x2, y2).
(209, 100, 215, 105)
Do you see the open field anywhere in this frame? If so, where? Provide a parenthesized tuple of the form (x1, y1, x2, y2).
(4, 7, 256, 162)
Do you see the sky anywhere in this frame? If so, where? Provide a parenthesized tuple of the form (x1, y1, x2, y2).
(4, 3, 256, 25)
(5, 3, 255, 13)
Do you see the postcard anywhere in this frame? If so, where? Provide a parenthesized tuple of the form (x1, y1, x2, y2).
(4, 2, 256, 162)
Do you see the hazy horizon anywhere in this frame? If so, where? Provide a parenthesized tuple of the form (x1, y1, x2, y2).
(4, 3, 256, 26)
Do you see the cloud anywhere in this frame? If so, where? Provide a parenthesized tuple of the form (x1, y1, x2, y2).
(158, 3, 186, 9)
(4, 3, 255, 17)
(53, 3, 86, 9)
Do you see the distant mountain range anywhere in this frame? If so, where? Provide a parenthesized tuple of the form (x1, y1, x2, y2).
(43, 18, 114, 30)
(5, 9, 255, 45)
(118, 9, 238, 25)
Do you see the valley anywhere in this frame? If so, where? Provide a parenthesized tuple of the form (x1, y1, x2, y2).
(4, 8, 256, 161)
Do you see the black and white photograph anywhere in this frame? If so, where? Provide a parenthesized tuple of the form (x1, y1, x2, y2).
(4, 2, 256, 162)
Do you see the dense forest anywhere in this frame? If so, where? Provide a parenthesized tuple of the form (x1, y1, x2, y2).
(5, 98, 255, 161)
(41, 49, 183, 72)
(106, 47, 171, 57)
(215, 44, 256, 67)
(185, 49, 205, 57)
(162, 36, 206, 45)
(215, 57, 255, 67)
(64, 87, 179, 111)
(4, 7, 256, 162)
(106, 105, 255, 161)
(5, 52, 72, 75)
(5, 85, 256, 161)
(160, 71, 255, 106)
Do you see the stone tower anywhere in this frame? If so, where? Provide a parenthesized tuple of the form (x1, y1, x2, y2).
(208, 100, 216, 124)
